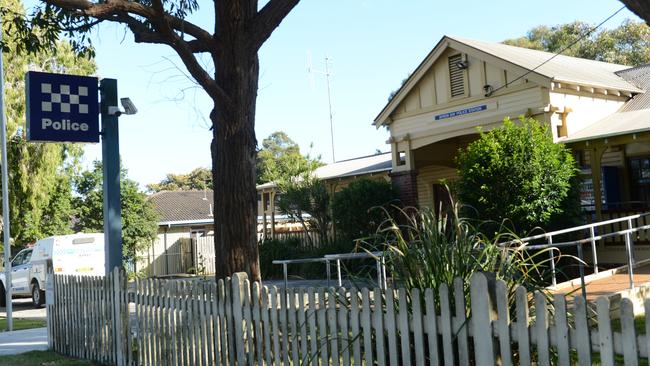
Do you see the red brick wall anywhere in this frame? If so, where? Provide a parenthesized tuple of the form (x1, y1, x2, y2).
(390, 170, 418, 208)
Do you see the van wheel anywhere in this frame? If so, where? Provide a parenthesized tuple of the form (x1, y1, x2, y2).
(32, 282, 45, 308)
(0, 284, 5, 307)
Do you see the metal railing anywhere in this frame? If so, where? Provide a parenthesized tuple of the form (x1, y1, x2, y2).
(272, 251, 387, 289)
(273, 213, 650, 296)
(500, 212, 650, 298)
(271, 257, 332, 289)
(324, 252, 387, 290)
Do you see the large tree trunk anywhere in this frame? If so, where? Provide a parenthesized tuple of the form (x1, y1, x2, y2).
(212, 1, 262, 282)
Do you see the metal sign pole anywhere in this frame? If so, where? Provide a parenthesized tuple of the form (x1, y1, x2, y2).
(0, 17, 12, 330)
(100, 79, 122, 274)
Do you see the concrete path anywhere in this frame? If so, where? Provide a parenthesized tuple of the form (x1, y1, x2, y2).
(0, 327, 48, 355)
(0, 298, 47, 320)
(553, 262, 650, 301)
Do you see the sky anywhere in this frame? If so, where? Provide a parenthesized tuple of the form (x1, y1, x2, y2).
(75, 0, 642, 188)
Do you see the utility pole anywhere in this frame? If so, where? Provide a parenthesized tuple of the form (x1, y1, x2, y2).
(0, 12, 12, 331)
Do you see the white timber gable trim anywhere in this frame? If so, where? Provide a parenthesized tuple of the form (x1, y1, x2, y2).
(374, 36, 551, 127)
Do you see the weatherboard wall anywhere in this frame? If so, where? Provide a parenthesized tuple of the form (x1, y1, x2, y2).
(549, 89, 627, 138)
(416, 165, 458, 208)
(390, 84, 547, 151)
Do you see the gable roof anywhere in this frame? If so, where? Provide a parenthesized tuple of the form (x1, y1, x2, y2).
(374, 35, 643, 126)
(149, 190, 213, 224)
(453, 36, 638, 92)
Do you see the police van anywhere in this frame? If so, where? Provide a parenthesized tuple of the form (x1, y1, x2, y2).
(0, 233, 104, 308)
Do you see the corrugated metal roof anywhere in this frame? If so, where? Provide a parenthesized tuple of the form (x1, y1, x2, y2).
(314, 152, 392, 180)
(617, 64, 650, 112)
(449, 36, 642, 93)
(561, 109, 650, 143)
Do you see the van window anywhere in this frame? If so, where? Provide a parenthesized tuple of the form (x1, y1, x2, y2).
(11, 252, 24, 266)
(12, 249, 32, 266)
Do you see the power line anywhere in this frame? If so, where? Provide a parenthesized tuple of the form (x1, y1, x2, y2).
(489, 5, 627, 95)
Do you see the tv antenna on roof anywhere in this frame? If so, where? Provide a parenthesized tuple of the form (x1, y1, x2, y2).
(307, 51, 336, 163)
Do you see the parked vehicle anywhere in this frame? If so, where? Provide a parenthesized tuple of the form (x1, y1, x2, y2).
(0, 233, 104, 308)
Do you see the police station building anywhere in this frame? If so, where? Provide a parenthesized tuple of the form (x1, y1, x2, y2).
(374, 36, 650, 263)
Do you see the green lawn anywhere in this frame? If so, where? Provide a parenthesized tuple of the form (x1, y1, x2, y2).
(0, 350, 102, 366)
(0, 317, 46, 332)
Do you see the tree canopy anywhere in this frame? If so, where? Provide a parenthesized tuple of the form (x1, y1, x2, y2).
(10, 0, 301, 280)
(257, 131, 322, 185)
(0, 0, 96, 246)
(503, 19, 650, 66)
(455, 118, 580, 235)
(74, 161, 159, 264)
(147, 167, 212, 193)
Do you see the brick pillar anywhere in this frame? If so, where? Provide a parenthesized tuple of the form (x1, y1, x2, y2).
(390, 170, 419, 207)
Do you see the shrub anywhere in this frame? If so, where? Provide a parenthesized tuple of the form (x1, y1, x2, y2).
(456, 117, 580, 236)
(331, 178, 398, 241)
(258, 237, 356, 280)
(258, 238, 304, 279)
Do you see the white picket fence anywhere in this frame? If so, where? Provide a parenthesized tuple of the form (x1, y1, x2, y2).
(48, 268, 650, 365)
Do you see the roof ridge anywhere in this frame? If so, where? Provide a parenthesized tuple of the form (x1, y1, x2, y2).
(327, 151, 390, 164)
(447, 35, 632, 68)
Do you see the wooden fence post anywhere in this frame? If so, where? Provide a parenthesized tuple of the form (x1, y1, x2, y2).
(45, 267, 54, 349)
(231, 272, 248, 366)
(470, 272, 495, 366)
(112, 267, 125, 366)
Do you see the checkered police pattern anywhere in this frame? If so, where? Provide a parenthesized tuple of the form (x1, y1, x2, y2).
(40, 83, 89, 114)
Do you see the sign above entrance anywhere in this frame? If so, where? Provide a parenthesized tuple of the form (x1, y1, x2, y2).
(25, 71, 99, 143)
(435, 104, 488, 121)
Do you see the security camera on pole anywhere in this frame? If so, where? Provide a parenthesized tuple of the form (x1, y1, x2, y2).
(100, 80, 138, 273)
(25, 72, 137, 277)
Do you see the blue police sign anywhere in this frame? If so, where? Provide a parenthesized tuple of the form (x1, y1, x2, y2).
(25, 71, 99, 143)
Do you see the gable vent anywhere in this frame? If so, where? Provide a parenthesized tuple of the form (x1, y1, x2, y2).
(448, 54, 466, 98)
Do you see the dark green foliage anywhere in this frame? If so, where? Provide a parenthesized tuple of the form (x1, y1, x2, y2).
(456, 117, 580, 236)
(73, 161, 159, 263)
(277, 178, 331, 247)
(258, 238, 303, 279)
(503, 19, 650, 66)
(331, 178, 398, 241)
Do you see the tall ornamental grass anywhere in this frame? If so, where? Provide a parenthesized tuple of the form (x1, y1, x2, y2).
(362, 199, 563, 307)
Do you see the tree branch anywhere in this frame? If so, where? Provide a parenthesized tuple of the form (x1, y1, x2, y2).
(131, 19, 229, 104)
(46, 0, 216, 49)
(44, 0, 230, 105)
(251, 0, 300, 50)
